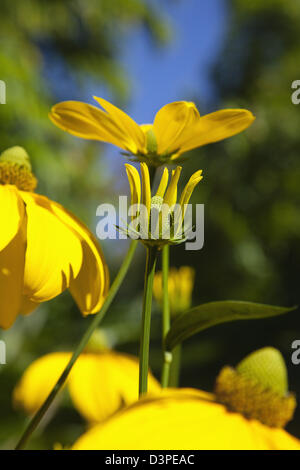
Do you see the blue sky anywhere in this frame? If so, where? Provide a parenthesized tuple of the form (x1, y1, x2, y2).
(95, 0, 229, 245)
(119, 0, 228, 123)
(96, 0, 228, 176)
(49, 0, 228, 121)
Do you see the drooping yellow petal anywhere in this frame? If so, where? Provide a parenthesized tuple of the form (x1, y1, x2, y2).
(13, 351, 160, 422)
(20, 297, 40, 316)
(72, 389, 300, 450)
(153, 102, 200, 155)
(20, 192, 83, 303)
(0, 216, 26, 329)
(68, 352, 161, 423)
(175, 109, 255, 154)
(47, 198, 109, 314)
(179, 170, 203, 213)
(93, 97, 146, 154)
(49, 101, 135, 153)
(0, 185, 25, 251)
(163, 166, 182, 207)
(155, 168, 169, 198)
(13, 352, 72, 414)
(140, 163, 151, 218)
(125, 164, 141, 209)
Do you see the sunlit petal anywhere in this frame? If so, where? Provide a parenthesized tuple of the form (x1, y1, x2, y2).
(153, 102, 200, 154)
(179, 170, 203, 211)
(93, 97, 146, 154)
(72, 389, 300, 450)
(0, 218, 26, 329)
(0, 185, 25, 251)
(13, 352, 71, 414)
(49, 101, 134, 152)
(155, 168, 169, 198)
(176, 109, 255, 154)
(47, 199, 109, 314)
(125, 164, 141, 209)
(140, 163, 151, 217)
(163, 166, 182, 207)
(20, 192, 83, 303)
(68, 352, 161, 423)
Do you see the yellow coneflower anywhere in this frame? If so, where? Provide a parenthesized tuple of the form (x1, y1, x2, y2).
(0, 146, 109, 329)
(124, 163, 202, 247)
(49, 98, 255, 166)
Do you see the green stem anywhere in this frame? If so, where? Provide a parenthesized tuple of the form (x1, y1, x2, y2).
(139, 246, 158, 397)
(148, 165, 156, 187)
(161, 244, 171, 388)
(168, 344, 182, 387)
(15, 239, 138, 450)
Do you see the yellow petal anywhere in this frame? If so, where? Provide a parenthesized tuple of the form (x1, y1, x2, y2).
(72, 389, 300, 450)
(0, 185, 25, 251)
(155, 167, 169, 198)
(179, 170, 203, 212)
(163, 166, 182, 207)
(20, 297, 40, 316)
(13, 352, 71, 414)
(0, 215, 26, 329)
(68, 352, 161, 423)
(125, 164, 141, 209)
(93, 97, 146, 154)
(140, 163, 151, 218)
(49, 101, 135, 153)
(176, 109, 255, 154)
(153, 102, 200, 155)
(20, 192, 83, 303)
(47, 198, 109, 314)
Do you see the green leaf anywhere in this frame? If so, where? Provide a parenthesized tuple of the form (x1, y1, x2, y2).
(165, 301, 297, 351)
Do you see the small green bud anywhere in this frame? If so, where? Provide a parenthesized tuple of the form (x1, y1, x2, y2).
(0, 146, 32, 171)
(215, 347, 296, 428)
(237, 347, 287, 397)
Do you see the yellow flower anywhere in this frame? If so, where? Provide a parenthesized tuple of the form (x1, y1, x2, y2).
(71, 388, 300, 450)
(0, 146, 109, 329)
(13, 347, 160, 423)
(153, 266, 195, 314)
(124, 163, 203, 246)
(49, 97, 255, 166)
(71, 347, 300, 450)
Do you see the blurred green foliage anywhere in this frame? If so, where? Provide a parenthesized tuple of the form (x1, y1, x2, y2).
(1, 0, 300, 449)
(176, 0, 300, 440)
(0, 0, 169, 449)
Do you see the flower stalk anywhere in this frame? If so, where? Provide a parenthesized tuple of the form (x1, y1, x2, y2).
(139, 246, 158, 396)
(15, 239, 138, 450)
(168, 344, 182, 387)
(161, 244, 171, 388)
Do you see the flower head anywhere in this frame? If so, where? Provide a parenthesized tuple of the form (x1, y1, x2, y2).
(215, 347, 296, 428)
(49, 98, 255, 166)
(153, 266, 195, 315)
(71, 388, 300, 450)
(13, 331, 160, 423)
(0, 146, 109, 329)
(124, 163, 203, 247)
(71, 348, 299, 450)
